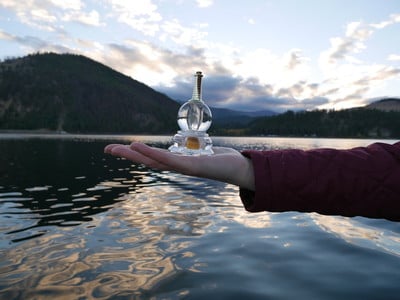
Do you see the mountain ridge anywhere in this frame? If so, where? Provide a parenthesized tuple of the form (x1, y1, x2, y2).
(365, 98, 400, 112)
(0, 53, 180, 133)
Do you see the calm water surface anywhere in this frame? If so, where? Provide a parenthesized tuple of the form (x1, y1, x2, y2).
(1, 134, 400, 299)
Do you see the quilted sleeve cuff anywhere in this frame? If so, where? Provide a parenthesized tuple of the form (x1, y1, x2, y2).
(239, 150, 274, 212)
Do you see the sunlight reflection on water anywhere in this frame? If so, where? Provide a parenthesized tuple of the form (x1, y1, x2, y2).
(313, 214, 400, 257)
(1, 135, 400, 299)
(1, 173, 245, 298)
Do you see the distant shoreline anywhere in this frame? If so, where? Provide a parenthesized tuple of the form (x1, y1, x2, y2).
(0, 129, 169, 136)
(0, 131, 173, 142)
(0, 129, 68, 134)
(0, 130, 398, 143)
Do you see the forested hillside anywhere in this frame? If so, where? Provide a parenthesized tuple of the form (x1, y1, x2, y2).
(0, 53, 179, 133)
(246, 105, 400, 138)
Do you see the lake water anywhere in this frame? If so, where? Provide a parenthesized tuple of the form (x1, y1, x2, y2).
(1, 134, 400, 299)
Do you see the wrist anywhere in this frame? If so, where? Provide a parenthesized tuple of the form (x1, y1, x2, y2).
(233, 155, 255, 191)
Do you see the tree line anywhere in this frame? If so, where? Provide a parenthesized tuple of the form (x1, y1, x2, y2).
(241, 108, 400, 138)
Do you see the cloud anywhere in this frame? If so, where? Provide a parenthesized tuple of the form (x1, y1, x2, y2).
(155, 72, 272, 110)
(160, 18, 208, 46)
(109, 0, 162, 36)
(62, 9, 103, 27)
(0, 30, 55, 50)
(0, 0, 103, 31)
(388, 54, 400, 61)
(371, 66, 400, 81)
(320, 21, 374, 66)
(85, 39, 214, 88)
(196, 0, 213, 8)
(321, 14, 400, 67)
(49, 0, 83, 11)
(371, 13, 400, 29)
(153, 70, 329, 113)
(391, 13, 400, 23)
(285, 49, 305, 70)
(202, 74, 242, 101)
(0, 30, 13, 41)
(247, 18, 255, 25)
(108, 0, 209, 45)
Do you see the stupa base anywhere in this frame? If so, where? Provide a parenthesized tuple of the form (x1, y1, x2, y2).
(169, 130, 213, 155)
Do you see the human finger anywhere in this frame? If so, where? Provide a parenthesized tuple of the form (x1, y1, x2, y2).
(130, 142, 199, 175)
(107, 144, 170, 170)
(104, 143, 124, 154)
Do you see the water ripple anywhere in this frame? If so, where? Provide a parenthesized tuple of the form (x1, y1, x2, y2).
(1, 136, 400, 299)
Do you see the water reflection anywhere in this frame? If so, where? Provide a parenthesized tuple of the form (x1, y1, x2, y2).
(0, 136, 244, 298)
(0, 138, 176, 242)
(1, 134, 400, 299)
(313, 214, 400, 257)
(0, 172, 243, 298)
(213, 136, 398, 150)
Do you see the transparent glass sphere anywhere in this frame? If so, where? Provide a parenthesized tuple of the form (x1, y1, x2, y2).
(177, 100, 212, 132)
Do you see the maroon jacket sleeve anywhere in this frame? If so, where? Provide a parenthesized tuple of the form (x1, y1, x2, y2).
(240, 142, 400, 221)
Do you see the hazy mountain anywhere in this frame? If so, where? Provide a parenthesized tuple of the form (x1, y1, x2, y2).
(211, 107, 276, 126)
(365, 98, 400, 112)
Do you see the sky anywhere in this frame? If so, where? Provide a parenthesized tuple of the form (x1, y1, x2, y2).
(1, 0, 400, 113)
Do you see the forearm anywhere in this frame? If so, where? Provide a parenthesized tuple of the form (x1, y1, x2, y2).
(192, 152, 255, 191)
(233, 156, 255, 191)
(240, 142, 400, 221)
(219, 155, 255, 191)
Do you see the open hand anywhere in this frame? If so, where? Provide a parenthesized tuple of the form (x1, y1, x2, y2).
(104, 142, 255, 190)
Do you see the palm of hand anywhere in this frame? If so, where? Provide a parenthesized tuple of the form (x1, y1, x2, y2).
(105, 143, 254, 190)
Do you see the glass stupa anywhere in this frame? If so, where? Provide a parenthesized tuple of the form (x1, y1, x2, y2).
(169, 71, 213, 155)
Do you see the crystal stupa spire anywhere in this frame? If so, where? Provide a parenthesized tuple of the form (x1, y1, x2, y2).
(192, 71, 203, 100)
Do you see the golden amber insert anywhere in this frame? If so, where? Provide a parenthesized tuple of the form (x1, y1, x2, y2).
(185, 136, 200, 149)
